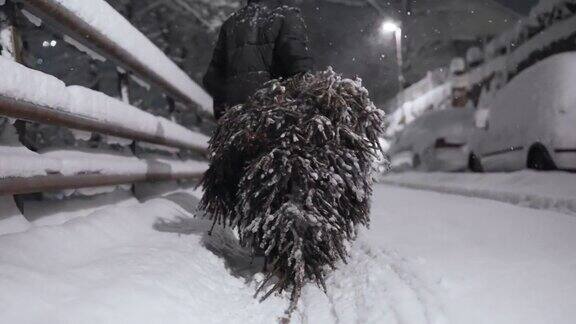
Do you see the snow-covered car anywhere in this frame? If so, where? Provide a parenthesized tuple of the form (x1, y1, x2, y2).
(468, 53, 576, 172)
(389, 108, 476, 172)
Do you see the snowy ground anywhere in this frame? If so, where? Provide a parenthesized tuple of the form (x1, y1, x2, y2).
(1, 182, 576, 323)
(0, 189, 288, 324)
(364, 185, 576, 324)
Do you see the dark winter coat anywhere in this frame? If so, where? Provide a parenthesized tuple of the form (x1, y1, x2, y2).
(203, 0, 314, 119)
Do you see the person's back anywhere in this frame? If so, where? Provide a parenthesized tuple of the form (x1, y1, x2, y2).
(203, 0, 314, 119)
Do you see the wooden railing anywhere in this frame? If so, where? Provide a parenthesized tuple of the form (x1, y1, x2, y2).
(15, 0, 213, 114)
(0, 0, 211, 196)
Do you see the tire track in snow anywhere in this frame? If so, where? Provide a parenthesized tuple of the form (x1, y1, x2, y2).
(296, 238, 448, 324)
(383, 248, 447, 324)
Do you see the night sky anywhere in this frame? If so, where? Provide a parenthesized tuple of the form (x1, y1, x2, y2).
(495, 0, 539, 14)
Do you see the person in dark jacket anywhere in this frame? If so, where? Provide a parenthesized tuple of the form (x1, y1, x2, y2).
(203, 0, 314, 120)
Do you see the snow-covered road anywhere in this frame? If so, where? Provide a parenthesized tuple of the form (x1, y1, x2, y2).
(1, 183, 576, 323)
(364, 185, 576, 324)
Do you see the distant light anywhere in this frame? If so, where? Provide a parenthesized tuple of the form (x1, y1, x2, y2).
(381, 21, 400, 34)
(42, 40, 58, 47)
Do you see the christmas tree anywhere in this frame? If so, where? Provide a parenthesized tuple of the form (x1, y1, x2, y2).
(200, 68, 386, 315)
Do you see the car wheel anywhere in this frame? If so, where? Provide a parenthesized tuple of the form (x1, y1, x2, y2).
(468, 153, 483, 173)
(527, 144, 557, 171)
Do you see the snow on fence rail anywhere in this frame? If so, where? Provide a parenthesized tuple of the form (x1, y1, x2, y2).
(0, 58, 210, 194)
(16, 0, 213, 114)
(0, 146, 208, 195)
(0, 56, 210, 156)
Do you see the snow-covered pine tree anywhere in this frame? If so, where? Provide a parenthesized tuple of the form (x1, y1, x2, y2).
(200, 68, 386, 315)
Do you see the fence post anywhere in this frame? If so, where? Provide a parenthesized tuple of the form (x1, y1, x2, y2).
(117, 2, 136, 163)
(0, 1, 23, 62)
(167, 96, 176, 118)
(0, 0, 27, 214)
(118, 71, 131, 104)
(118, 70, 138, 197)
(88, 58, 101, 91)
(118, 70, 135, 156)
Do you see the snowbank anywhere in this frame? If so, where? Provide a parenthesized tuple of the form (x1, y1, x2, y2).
(0, 189, 287, 323)
(381, 171, 576, 216)
(25, 190, 138, 227)
(0, 196, 29, 235)
(386, 83, 452, 137)
(0, 56, 210, 151)
(48, 0, 212, 112)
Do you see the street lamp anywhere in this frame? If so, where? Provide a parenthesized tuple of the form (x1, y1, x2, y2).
(380, 20, 405, 93)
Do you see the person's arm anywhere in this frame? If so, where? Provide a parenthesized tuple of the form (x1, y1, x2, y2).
(275, 7, 314, 77)
(203, 26, 227, 119)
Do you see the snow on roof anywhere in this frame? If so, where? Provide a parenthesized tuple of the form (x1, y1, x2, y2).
(50, 0, 213, 113)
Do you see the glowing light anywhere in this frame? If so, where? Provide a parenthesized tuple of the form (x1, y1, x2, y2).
(381, 21, 400, 34)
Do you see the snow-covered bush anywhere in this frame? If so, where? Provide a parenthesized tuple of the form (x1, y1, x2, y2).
(508, 0, 576, 78)
(200, 68, 385, 315)
(530, 0, 576, 28)
(517, 0, 576, 45)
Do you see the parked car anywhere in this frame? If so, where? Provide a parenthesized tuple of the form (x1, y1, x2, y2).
(468, 53, 576, 172)
(389, 108, 476, 172)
